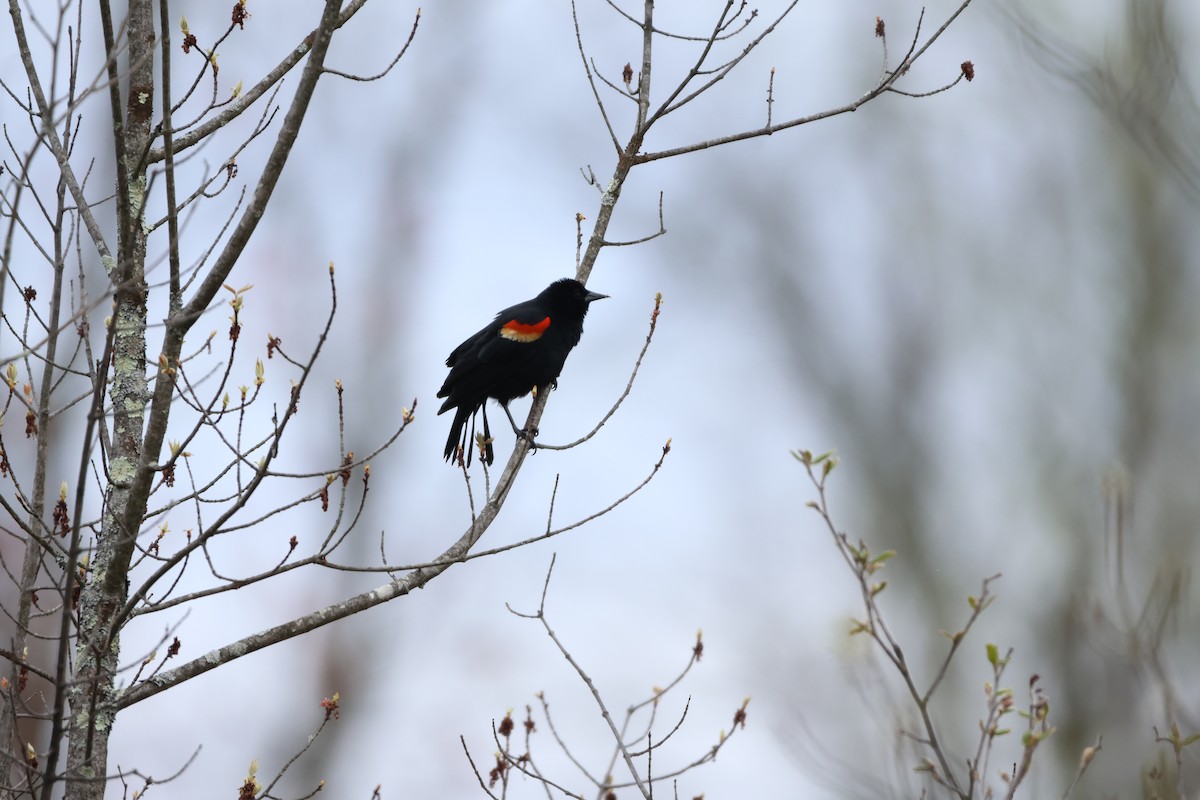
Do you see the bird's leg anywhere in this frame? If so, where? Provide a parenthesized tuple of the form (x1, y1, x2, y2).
(500, 402, 521, 436)
(501, 401, 539, 448)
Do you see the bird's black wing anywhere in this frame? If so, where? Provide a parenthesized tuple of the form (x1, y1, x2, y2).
(473, 301, 553, 362)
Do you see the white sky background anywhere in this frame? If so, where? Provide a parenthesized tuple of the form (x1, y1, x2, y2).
(4, 0, 1200, 797)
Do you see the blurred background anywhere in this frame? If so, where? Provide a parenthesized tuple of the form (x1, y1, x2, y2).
(4, 0, 1200, 797)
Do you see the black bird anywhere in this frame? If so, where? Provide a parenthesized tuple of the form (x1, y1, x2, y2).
(437, 278, 608, 466)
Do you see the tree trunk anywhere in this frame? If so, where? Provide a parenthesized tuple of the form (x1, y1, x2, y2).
(63, 1, 155, 795)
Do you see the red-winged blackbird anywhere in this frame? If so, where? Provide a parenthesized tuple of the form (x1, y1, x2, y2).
(438, 278, 608, 466)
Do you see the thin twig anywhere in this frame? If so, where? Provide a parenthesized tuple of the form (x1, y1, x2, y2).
(508, 555, 652, 799)
(536, 291, 662, 453)
(323, 10, 420, 81)
(1060, 736, 1102, 799)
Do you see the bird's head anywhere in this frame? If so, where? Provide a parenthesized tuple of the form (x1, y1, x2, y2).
(545, 278, 608, 310)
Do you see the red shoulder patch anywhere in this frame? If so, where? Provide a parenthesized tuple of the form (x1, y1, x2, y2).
(499, 316, 550, 343)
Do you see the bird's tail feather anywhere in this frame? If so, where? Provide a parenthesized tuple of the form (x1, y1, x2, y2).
(444, 406, 474, 464)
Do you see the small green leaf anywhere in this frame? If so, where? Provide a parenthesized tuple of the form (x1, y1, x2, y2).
(986, 643, 999, 667)
(812, 449, 835, 464)
(1182, 732, 1200, 747)
(870, 550, 896, 565)
(967, 595, 978, 610)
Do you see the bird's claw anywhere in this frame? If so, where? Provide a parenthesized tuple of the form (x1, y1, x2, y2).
(515, 426, 540, 455)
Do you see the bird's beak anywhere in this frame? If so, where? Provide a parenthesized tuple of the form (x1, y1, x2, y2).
(585, 290, 609, 303)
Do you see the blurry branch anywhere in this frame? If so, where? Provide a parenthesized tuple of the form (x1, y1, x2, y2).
(461, 555, 747, 798)
(1059, 736, 1102, 800)
(795, 450, 1099, 799)
(1152, 724, 1200, 800)
(1005, 5, 1200, 787)
(796, 448, 974, 795)
(1100, 474, 1198, 796)
(1005, 0, 1200, 203)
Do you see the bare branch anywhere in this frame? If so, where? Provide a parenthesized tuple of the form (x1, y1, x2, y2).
(7, 0, 114, 269)
(637, 1, 977, 163)
(146, 0, 377, 163)
(1061, 736, 1103, 800)
(323, 10, 420, 81)
(571, 0, 621, 153)
(508, 555, 652, 799)
(536, 291, 662, 453)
